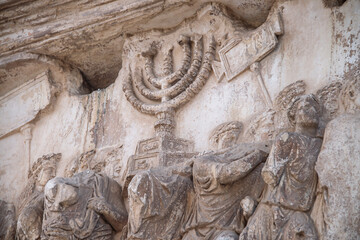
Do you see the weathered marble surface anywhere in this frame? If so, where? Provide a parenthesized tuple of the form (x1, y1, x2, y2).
(0, 72, 53, 138)
(0, 0, 359, 239)
(313, 78, 360, 240)
(0, 200, 16, 240)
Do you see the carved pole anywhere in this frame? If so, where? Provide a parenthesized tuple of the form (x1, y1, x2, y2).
(20, 123, 34, 177)
(250, 62, 273, 109)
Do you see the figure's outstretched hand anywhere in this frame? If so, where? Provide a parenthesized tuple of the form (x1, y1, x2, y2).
(87, 197, 108, 214)
(240, 196, 257, 220)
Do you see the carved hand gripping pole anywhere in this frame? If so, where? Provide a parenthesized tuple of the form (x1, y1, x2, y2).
(123, 35, 216, 136)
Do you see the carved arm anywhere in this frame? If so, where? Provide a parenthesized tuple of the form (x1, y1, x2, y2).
(261, 132, 294, 187)
(87, 197, 128, 232)
(168, 159, 194, 177)
(215, 149, 267, 185)
(122, 70, 158, 115)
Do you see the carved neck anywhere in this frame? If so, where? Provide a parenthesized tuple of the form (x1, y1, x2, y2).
(154, 108, 175, 137)
(295, 125, 317, 138)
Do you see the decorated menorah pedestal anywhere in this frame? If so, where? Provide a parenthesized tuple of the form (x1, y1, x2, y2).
(125, 108, 196, 180)
(122, 34, 216, 189)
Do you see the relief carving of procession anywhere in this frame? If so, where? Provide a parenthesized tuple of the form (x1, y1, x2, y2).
(2, 2, 359, 240)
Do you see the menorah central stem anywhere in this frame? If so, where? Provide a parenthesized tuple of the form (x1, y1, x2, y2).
(154, 108, 175, 137)
(161, 81, 170, 102)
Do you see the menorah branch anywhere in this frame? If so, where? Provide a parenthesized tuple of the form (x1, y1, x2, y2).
(123, 35, 216, 136)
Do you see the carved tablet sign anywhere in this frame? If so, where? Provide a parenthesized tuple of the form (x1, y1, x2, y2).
(215, 13, 283, 82)
(0, 72, 51, 138)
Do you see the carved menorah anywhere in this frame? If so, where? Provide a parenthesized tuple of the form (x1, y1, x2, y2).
(123, 34, 216, 136)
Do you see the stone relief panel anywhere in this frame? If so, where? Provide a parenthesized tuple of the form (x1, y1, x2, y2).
(125, 121, 270, 240)
(0, 1, 359, 240)
(120, 4, 281, 239)
(121, 2, 286, 188)
(121, 4, 233, 192)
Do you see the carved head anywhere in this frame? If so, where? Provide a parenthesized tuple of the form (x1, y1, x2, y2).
(29, 153, 61, 187)
(340, 78, 360, 114)
(44, 177, 79, 212)
(288, 94, 321, 130)
(210, 121, 243, 149)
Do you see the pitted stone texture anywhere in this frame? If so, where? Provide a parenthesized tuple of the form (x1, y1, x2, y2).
(0, 200, 16, 240)
(315, 113, 360, 240)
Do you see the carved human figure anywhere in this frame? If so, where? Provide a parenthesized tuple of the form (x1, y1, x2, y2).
(0, 200, 16, 240)
(16, 153, 61, 240)
(240, 94, 322, 240)
(182, 121, 269, 240)
(126, 160, 194, 240)
(126, 121, 268, 240)
(42, 170, 128, 239)
(313, 78, 360, 239)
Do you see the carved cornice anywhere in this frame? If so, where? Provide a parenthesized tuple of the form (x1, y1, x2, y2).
(0, 71, 52, 138)
(0, 0, 275, 89)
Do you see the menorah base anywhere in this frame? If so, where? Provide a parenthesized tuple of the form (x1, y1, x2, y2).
(122, 134, 196, 197)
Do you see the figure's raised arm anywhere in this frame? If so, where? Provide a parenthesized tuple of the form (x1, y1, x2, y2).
(216, 149, 268, 185)
(261, 132, 295, 187)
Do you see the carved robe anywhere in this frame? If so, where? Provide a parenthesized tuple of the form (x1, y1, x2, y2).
(127, 166, 194, 240)
(0, 200, 16, 240)
(182, 143, 268, 240)
(240, 132, 322, 240)
(16, 191, 44, 240)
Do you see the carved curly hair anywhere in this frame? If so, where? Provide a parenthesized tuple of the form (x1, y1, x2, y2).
(339, 78, 360, 112)
(287, 94, 322, 127)
(210, 121, 243, 146)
